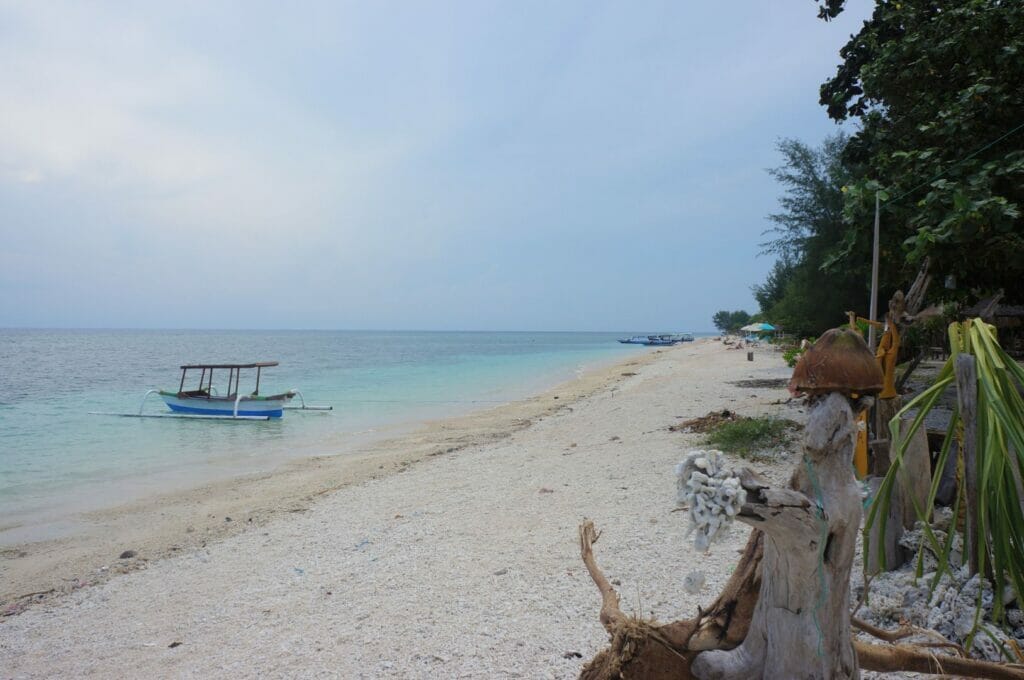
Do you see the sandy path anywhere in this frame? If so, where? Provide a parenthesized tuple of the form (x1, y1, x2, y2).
(1, 339, 800, 678)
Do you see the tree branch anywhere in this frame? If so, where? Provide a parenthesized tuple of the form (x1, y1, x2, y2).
(854, 641, 1024, 679)
(579, 520, 626, 632)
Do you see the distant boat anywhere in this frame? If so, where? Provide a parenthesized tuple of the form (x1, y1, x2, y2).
(643, 335, 677, 346)
(618, 333, 694, 346)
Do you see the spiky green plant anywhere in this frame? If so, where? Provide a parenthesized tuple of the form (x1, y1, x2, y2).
(866, 319, 1024, 648)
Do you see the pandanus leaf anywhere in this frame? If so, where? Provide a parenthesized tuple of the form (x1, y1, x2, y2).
(865, 319, 1024, 656)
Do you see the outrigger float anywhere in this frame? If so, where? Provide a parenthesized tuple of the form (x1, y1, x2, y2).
(92, 361, 331, 421)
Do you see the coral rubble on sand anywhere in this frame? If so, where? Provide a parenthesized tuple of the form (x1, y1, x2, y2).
(853, 509, 1024, 662)
(675, 450, 745, 551)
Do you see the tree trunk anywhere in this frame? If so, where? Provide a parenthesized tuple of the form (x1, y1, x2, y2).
(692, 393, 862, 679)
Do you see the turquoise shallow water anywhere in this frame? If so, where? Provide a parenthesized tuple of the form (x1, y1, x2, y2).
(0, 329, 669, 540)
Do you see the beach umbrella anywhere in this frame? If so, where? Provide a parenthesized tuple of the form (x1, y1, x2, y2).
(739, 323, 775, 332)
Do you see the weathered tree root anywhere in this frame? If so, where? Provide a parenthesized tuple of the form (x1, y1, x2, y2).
(579, 520, 1024, 680)
(852, 616, 967, 657)
(578, 520, 762, 679)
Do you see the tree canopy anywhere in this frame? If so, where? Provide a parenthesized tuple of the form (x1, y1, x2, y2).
(753, 135, 874, 337)
(756, 1, 1024, 339)
(712, 310, 752, 334)
(818, 0, 1024, 298)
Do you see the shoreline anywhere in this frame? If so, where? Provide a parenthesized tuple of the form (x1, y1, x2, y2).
(2, 338, 802, 678)
(0, 339, 637, 546)
(0, 343, 666, 607)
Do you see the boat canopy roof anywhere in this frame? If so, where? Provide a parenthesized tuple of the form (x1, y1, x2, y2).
(179, 361, 279, 370)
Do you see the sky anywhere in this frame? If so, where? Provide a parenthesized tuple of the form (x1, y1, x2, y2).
(0, 0, 873, 332)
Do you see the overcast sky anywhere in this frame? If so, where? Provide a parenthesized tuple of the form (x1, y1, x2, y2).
(0, 1, 871, 331)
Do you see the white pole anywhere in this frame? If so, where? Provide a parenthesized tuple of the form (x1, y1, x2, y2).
(868, 192, 881, 351)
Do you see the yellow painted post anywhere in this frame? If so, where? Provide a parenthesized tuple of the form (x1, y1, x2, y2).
(875, 317, 900, 400)
(854, 409, 869, 478)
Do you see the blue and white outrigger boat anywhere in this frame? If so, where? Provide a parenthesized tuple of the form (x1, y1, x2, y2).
(159, 362, 296, 417)
(93, 361, 330, 420)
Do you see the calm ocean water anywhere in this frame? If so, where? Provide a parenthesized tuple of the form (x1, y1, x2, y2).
(0, 329, 665, 541)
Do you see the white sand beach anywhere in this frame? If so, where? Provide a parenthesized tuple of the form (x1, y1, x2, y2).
(1, 339, 802, 678)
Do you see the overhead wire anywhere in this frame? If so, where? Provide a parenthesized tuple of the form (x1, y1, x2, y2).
(885, 119, 1024, 206)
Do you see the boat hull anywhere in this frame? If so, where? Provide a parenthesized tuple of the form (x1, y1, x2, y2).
(159, 392, 291, 418)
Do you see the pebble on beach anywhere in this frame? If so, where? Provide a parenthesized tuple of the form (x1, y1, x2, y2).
(682, 570, 705, 594)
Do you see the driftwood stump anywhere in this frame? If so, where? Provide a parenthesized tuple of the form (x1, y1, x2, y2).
(579, 520, 1024, 680)
(692, 393, 862, 679)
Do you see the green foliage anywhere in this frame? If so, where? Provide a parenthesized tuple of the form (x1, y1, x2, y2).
(782, 344, 806, 368)
(705, 416, 798, 459)
(712, 310, 752, 333)
(755, 136, 873, 336)
(820, 0, 1024, 299)
(867, 320, 1024, 650)
(751, 257, 795, 314)
(814, 0, 845, 20)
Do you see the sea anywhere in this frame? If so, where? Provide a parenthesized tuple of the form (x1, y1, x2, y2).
(0, 329, 686, 543)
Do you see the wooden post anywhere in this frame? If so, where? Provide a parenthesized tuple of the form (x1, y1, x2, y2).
(935, 435, 959, 505)
(865, 412, 931, 574)
(897, 416, 933, 530)
(954, 354, 980, 576)
(868, 192, 881, 351)
(870, 397, 902, 475)
(1010, 444, 1024, 522)
(866, 476, 909, 574)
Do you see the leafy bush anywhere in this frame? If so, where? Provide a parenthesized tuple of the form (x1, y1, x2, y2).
(712, 309, 752, 333)
(782, 336, 816, 367)
(705, 416, 799, 459)
(782, 346, 803, 367)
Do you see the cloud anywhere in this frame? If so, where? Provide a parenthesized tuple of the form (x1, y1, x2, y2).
(0, 0, 873, 329)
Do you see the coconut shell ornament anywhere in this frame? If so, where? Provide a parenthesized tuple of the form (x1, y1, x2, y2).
(788, 327, 884, 397)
